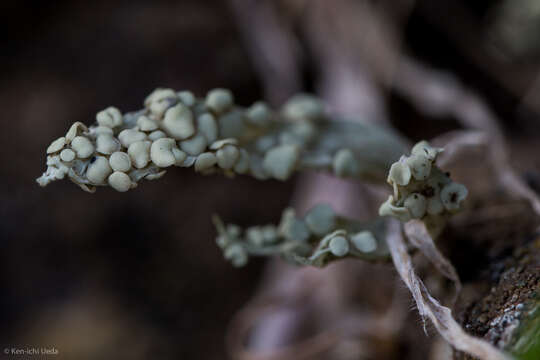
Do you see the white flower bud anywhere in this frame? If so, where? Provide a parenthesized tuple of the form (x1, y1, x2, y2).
(205, 88, 233, 114)
(96, 134, 121, 155)
(46, 137, 66, 154)
(86, 156, 112, 184)
(262, 144, 299, 181)
(333, 149, 359, 177)
(196, 113, 218, 143)
(96, 106, 122, 128)
(180, 133, 207, 156)
(109, 151, 131, 172)
(108, 171, 132, 192)
(304, 204, 336, 236)
(329, 236, 349, 257)
(128, 141, 151, 169)
(404, 193, 427, 219)
(150, 138, 177, 168)
(71, 136, 94, 158)
(441, 182, 468, 211)
(118, 128, 147, 148)
(162, 103, 195, 140)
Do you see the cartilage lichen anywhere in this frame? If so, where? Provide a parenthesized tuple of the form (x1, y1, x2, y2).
(37, 88, 408, 192)
(378, 140, 468, 237)
(213, 204, 389, 267)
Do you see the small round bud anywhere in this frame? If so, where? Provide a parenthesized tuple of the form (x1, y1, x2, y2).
(262, 145, 299, 181)
(441, 182, 468, 211)
(87, 156, 112, 184)
(282, 94, 324, 121)
(128, 141, 151, 169)
(411, 140, 443, 161)
(60, 148, 75, 162)
(180, 134, 207, 156)
(96, 106, 122, 128)
(205, 88, 233, 114)
(246, 101, 271, 127)
(108, 171, 132, 192)
(404, 193, 427, 219)
(177, 90, 195, 106)
(197, 113, 218, 143)
(162, 103, 195, 140)
(150, 138, 177, 168)
(109, 151, 132, 172)
(148, 130, 167, 141)
(216, 145, 240, 170)
(96, 134, 121, 155)
(333, 149, 359, 177)
(224, 244, 248, 267)
(406, 154, 432, 180)
(305, 204, 336, 236)
(118, 129, 147, 148)
(194, 152, 217, 172)
(329, 236, 349, 257)
(71, 136, 94, 158)
(350, 231, 377, 253)
(136, 116, 158, 131)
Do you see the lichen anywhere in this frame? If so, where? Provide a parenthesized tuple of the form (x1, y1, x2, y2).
(37, 88, 408, 192)
(378, 140, 468, 237)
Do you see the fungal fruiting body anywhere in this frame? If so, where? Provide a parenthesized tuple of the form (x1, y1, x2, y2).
(379, 140, 468, 236)
(37, 88, 409, 192)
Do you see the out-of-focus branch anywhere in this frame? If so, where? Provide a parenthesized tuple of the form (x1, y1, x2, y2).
(227, 0, 302, 105)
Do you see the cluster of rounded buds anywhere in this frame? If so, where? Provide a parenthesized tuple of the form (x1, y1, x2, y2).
(37, 88, 409, 192)
(214, 204, 388, 267)
(379, 140, 468, 225)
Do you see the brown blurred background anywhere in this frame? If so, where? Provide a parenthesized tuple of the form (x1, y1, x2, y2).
(1, 0, 539, 359)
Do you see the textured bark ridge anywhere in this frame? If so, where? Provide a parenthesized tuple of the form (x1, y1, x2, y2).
(453, 198, 540, 360)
